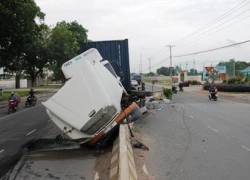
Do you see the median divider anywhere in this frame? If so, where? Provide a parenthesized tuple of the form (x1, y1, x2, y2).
(109, 124, 138, 180)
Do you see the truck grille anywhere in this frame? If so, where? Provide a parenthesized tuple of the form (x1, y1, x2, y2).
(81, 106, 117, 135)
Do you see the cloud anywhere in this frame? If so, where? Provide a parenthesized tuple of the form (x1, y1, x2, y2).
(35, 0, 250, 72)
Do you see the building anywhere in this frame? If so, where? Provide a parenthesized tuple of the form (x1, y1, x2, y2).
(241, 66, 250, 77)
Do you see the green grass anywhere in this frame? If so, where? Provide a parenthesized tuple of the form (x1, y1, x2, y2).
(142, 78, 171, 85)
(38, 84, 63, 89)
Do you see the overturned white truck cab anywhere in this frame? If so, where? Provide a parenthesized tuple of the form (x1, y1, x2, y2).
(42, 49, 141, 146)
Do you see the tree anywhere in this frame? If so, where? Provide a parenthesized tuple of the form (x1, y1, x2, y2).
(49, 24, 79, 82)
(156, 67, 174, 76)
(174, 66, 181, 75)
(148, 72, 155, 76)
(0, 0, 45, 70)
(56, 21, 88, 45)
(21, 24, 52, 86)
(188, 68, 198, 75)
(217, 59, 250, 77)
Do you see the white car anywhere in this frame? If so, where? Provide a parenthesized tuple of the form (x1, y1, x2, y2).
(131, 80, 138, 86)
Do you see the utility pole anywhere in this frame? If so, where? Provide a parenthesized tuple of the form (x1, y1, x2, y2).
(140, 53, 142, 73)
(148, 58, 151, 73)
(233, 59, 235, 76)
(186, 61, 188, 71)
(167, 45, 174, 82)
(193, 59, 195, 75)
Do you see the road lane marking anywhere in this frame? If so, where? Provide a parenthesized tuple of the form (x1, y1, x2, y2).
(0, 149, 4, 154)
(142, 164, 148, 175)
(26, 129, 36, 136)
(207, 126, 218, 132)
(0, 104, 42, 121)
(47, 119, 51, 122)
(188, 115, 194, 119)
(242, 146, 250, 152)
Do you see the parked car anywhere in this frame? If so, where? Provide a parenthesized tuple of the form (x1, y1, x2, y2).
(131, 80, 138, 86)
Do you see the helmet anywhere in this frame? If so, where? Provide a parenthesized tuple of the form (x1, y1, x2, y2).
(11, 92, 14, 95)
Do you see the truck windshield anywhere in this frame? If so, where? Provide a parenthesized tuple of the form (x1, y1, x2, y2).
(104, 63, 118, 78)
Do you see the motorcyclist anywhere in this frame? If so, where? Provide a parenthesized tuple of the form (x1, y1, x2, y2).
(9, 92, 18, 108)
(179, 81, 184, 91)
(28, 88, 36, 102)
(209, 82, 217, 98)
(172, 81, 177, 92)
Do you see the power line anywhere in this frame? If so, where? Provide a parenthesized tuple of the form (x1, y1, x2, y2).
(172, 0, 250, 45)
(175, 8, 250, 47)
(175, 15, 250, 48)
(173, 39, 250, 58)
(142, 57, 170, 73)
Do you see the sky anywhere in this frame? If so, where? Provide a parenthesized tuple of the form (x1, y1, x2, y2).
(35, 0, 250, 73)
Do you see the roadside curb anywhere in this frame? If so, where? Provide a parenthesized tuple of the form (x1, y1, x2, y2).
(109, 124, 138, 180)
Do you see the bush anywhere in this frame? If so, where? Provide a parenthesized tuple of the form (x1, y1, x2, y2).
(245, 76, 250, 83)
(203, 83, 250, 92)
(222, 79, 227, 84)
(183, 80, 202, 86)
(163, 87, 173, 100)
(227, 77, 243, 84)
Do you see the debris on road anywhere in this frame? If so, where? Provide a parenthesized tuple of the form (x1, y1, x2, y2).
(131, 138, 149, 151)
(154, 92, 163, 100)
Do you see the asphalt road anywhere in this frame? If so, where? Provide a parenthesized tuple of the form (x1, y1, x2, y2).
(136, 84, 250, 180)
(0, 94, 110, 180)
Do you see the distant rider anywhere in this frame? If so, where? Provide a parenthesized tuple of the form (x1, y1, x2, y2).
(209, 82, 217, 97)
(179, 81, 184, 91)
(172, 81, 177, 92)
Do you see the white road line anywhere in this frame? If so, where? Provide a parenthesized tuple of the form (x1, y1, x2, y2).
(94, 172, 99, 180)
(242, 146, 250, 152)
(142, 164, 148, 175)
(0, 104, 42, 121)
(188, 115, 194, 119)
(47, 119, 51, 123)
(26, 129, 36, 136)
(207, 126, 218, 132)
(0, 149, 4, 154)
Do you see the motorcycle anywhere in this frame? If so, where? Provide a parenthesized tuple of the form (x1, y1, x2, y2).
(209, 92, 218, 101)
(8, 99, 17, 114)
(25, 96, 37, 107)
(172, 86, 178, 94)
(179, 86, 184, 92)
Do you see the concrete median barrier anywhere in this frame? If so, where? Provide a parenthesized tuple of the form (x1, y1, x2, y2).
(109, 124, 138, 180)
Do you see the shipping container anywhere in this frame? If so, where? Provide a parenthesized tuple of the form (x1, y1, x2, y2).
(80, 39, 131, 90)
